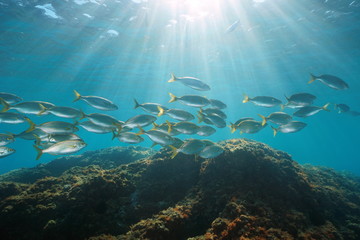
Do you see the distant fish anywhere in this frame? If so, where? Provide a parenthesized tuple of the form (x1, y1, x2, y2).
(237, 120, 266, 134)
(0, 146, 15, 158)
(334, 104, 350, 113)
(309, 74, 349, 90)
(293, 103, 330, 118)
(258, 112, 292, 126)
(199, 145, 224, 159)
(33, 140, 87, 160)
(197, 125, 216, 136)
(209, 99, 227, 109)
(167, 120, 199, 135)
(73, 90, 118, 111)
(116, 132, 144, 144)
(0, 93, 22, 104)
(243, 94, 282, 108)
(79, 121, 116, 134)
(225, 20, 240, 33)
(169, 93, 210, 108)
(0, 133, 15, 146)
(170, 139, 206, 158)
(158, 107, 195, 121)
(41, 106, 85, 119)
(123, 114, 157, 129)
(0, 112, 28, 124)
(26, 120, 79, 135)
(134, 99, 167, 115)
(271, 121, 307, 136)
(284, 93, 316, 107)
(168, 73, 210, 91)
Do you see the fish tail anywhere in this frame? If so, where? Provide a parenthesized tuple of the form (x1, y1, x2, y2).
(308, 73, 317, 84)
(229, 123, 236, 134)
(168, 73, 177, 82)
(37, 104, 47, 116)
(33, 144, 43, 160)
(73, 90, 82, 102)
(136, 126, 145, 136)
(0, 97, 10, 112)
(157, 106, 165, 117)
(134, 99, 140, 109)
(33, 134, 41, 146)
(197, 111, 204, 123)
(152, 122, 159, 130)
(166, 120, 173, 133)
(112, 130, 118, 140)
(113, 122, 123, 133)
(168, 93, 177, 103)
(258, 114, 267, 126)
(25, 117, 36, 133)
(271, 126, 278, 137)
(322, 103, 331, 112)
(79, 110, 87, 120)
(169, 145, 179, 159)
(242, 94, 250, 103)
(150, 142, 158, 148)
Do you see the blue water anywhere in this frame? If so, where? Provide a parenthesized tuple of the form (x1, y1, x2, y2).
(0, 0, 359, 175)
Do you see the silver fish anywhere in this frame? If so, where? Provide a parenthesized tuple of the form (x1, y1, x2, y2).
(168, 73, 210, 91)
(86, 113, 123, 130)
(243, 94, 282, 107)
(158, 107, 194, 121)
(73, 90, 118, 111)
(123, 114, 157, 129)
(153, 122, 181, 136)
(27, 120, 79, 135)
(285, 93, 316, 106)
(0, 133, 15, 146)
(209, 99, 227, 109)
(34, 140, 87, 160)
(199, 145, 224, 159)
(309, 74, 349, 90)
(335, 104, 350, 113)
(197, 125, 216, 136)
(272, 121, 307, 136)
(237, 120, 266, 134)
(169, 93, 210, 108)
(79, 120, 116, 134)
(170, 139, 206, 158)
(116, 132, 144, 144)
(229, 117, 254, 133)
(258, 112, 292, 126)
(199, 112, 226, 128)
(134, 99, 167, 115)
(138, 129, 174, 146)
(0, 100, 51, 115)
(16, 128, 48, 140)
(0, 146, 15, 158)
(293, 103, 330, 118)
(0, 93, 22, 104)
(46, 134, 82, 143)
(42, 106, 85, 119)
(200, 108, 227, 119)
(167, 121, 199, 135)
(0, 112, 27, 124)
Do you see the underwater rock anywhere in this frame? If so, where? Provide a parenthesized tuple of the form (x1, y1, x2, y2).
(0, 139, 359, 240)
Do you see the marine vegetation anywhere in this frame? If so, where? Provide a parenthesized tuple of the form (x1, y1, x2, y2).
(1, 139, 360, 240)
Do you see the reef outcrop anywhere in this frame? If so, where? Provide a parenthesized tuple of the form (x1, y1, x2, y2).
(0, 139, 359, 240)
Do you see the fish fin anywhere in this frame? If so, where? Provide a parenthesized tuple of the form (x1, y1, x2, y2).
(73, 90, 82, 102)
(168, 93, 177, 103)
(112, 131, 118, 140)
(0, 98, 10, 112)
(308, 73, 317, 84)
(33, 145, 43, 160)
(152, 122, 159, 130)
(150, 142, 158, 148)
(169, 145, 178, 159)
(37, 104, 47, 116)
(134, 99, 140, 109)
(242, 94, 249, 103)
(280, 104, 285, 111)
(136, 126, 145, 136)
(258, 114, 267, 126)
(79, 110, 86, 120)
(166, 120, 173, 133)
(197, 112, 204, 123)
(33, 134, 41, 146)
(284, 95, 290, 102)
(112, 122, 123, 133)
(228, 123, 236, 134)
(168, 73, 177, 82)
(157, 106, 165, 117)
(271, 126, 278, 137)
(322, 103, 330, 112)
(25, 117, 36, 133)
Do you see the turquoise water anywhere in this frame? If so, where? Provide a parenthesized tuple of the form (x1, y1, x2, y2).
(0, 0, 359, 174)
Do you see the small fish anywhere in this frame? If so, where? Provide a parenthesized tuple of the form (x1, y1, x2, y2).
(158, 107, 194, 121)
(0, 133, 15, 146)
(335, 104, 350, 113)
(293, 103, 330, 118)
(85, 113, 123, 131)
(243, 94, 282, 108)
(225, 20, 240, 33)
(0, 112, 27, 124)
(258, 112, 292, 126)
(167, 121, 199, 135)
(168, 73, 210, 91)
(116, 132, 144, 144)
(41, 106, 85, 119)
(285, 93, 316, 107)
(0, 93, 22, 104)
(349, 111, 360, 117)
(200, 108, 227, 119)
(137, 128, 174, 146)
(169, 93, 210, 108)
(229, 117, 254, 133)
(209, 99, 227, 109)
(15, 129, 48, 140)
(237, 120, 266, 134)
(309, 74, 349, 90)
(199, 145, 224, 159)
(134, 99, 167, 115)
(197, 125, 216, 136)
(0, 146, 15, 158)
(33, 140, 87, 160)
(272, 121, 307, 136)
(202, 139, 216, 146)
(153, 122, 181, 136)
(170, 139, 206, 158)
(0, 100, 50, 115)
(198, 112, 226, 128)
(73, 90, 118, 111)
(26, 119, 79, 135)
(79, 121, 116, 134)
(46, 134, 82, 143)
(123, 114, 157, 129)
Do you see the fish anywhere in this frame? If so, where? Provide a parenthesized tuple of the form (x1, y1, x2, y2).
(258, 112, 292, 126)
(46, 134, 82, 143)
(225, 20, 240, 33)
(168, 73, 210, 91)
(15, 128, 48, 140)
(293, 103, 330, 118)
(0, 112, 28, 124)
(137, 128, 174, 146)
(237, 120, 266, 134)
(170, 139, 206, 158)
(85, 113, 123, 131)
(79, 121, 116, 134)
(0, 146, 15, 158)
(197, 125, 216, 136)
(198, 112, 226, 128)
(40, 106, 85, 119)
(167, 120, 199, 135)
(209, 99, 227, 109)
(123, 114, 157, 129)
(199, 145, 224, 159)
(309, 74, 349, 90)
(134, 99, 167, 115)
(158, 107, 194, 121)
(229, 117, 255, 133)
(271, 121, 307, 136)
(0, 133, 15, 146)
(169, 93, 210, 108)
(153, 122, 181, 136)
(116, 132, 144, 144)
(243, 94, 282, 107)
(200, 108, 227, 119)
(202, 139, 216, 146)
(0, 100, 50, 115)
(335, 104, 350, 113)
(349, 111, 360, 117)
(73, 90, 118, 111)
(33, 140, 87, 160)
(284, 93, 316, 107)
(26, 119, 79, 135)
(0, 93, 22, 104)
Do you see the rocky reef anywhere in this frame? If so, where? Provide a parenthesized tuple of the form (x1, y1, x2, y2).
(0, 139, 359, 240)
